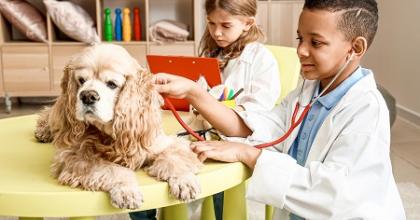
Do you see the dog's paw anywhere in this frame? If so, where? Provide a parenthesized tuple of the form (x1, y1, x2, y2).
(109, 185, 143, 209)
(168, 173, 201, 202)
(35, 130, 53, 143)
(34, 125, 53, 143)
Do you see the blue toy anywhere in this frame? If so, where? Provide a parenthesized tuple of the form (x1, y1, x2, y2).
(114, 8, 122, 41)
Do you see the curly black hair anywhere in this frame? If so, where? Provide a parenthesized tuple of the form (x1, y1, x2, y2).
(304, 0, 378, 48)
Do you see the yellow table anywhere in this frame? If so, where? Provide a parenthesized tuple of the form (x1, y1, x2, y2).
(0, 112, 251, 220)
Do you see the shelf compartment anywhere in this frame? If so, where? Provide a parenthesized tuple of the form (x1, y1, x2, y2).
(149, 0, 194, 41)
(0, 1, 48, 43)
(100, 0, 147, 42)
(2, 45, 50, 93)
(49, 0, 98, 43)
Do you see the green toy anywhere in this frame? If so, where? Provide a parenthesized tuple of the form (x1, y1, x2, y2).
(104, 8, 113, 41)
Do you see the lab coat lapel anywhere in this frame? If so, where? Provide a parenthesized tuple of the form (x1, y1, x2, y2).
(304, 73, 373, 164)
(282, 80, 318, 154)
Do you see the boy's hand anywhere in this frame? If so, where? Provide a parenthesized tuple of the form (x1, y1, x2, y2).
(152, 73, 197, 99)
(191, 141, 262, 169)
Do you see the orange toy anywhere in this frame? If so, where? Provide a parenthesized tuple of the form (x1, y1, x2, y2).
(123, 8, 131, 41)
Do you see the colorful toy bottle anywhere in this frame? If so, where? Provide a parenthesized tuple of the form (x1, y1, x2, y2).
(103, 8, 113, 41)
(123, 8, 131, 42)
(114, 8, 122, 41)
(133, 7, 142, 41)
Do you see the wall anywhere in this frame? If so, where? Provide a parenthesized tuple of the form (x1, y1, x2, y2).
(362, 0, 420, 124)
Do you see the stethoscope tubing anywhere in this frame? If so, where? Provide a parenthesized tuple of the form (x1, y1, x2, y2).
(166, 52, 355, 149)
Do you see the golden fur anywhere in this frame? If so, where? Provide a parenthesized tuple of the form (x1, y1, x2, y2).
(35, 44, 202, 209)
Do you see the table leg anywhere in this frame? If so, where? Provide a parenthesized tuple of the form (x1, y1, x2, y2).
(222, 182, 247, 220)
(200, 196, 216, 220)
(161, 203, 188, 220)
(19, 218, 42, 220)
(265, 205, 274, 220)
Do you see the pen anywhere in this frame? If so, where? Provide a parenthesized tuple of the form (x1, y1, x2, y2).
(229, 88, 244, 100)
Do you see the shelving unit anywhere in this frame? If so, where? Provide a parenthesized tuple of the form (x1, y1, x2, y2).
(0, 0, 303, 112)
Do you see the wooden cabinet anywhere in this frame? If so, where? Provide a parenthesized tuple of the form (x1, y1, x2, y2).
(0, 0, 303, 101)
(2, 45, 50, 96)
(0, 0, 199, 99)
(149, 42, 195, 56)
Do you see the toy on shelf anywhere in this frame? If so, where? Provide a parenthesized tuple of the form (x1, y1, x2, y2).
(123, 8, 131, 42)
(133, 7, 142, 41)
(103, 7, 113, 41)
(114, 8, 122, 41)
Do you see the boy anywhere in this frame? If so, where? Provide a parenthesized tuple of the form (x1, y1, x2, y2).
(154, 0, 406, 219)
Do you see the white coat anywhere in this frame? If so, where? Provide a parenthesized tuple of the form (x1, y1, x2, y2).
(222, 42, 280, 111)
(238, 69, 406, 219)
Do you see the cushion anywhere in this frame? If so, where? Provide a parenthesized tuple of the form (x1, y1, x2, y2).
(0, 0, 47, 42)
(43, 0, 99, 44)
(149, 19, 189, 43)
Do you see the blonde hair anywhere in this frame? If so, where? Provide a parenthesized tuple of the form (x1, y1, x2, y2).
(199, 0, 264, 70)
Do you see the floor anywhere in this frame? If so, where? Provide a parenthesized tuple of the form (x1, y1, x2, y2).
(1, 101, 420, 219)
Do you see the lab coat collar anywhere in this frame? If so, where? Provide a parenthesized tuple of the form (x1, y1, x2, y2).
(305, 69, 376, 164)
(238, 42, 259, 64)
(315, 66, 364, 110)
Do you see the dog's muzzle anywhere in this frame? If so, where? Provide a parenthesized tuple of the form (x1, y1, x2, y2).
(80, 90, 100, 105)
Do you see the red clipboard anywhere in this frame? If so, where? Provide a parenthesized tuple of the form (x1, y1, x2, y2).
(147, 55, 222, 111)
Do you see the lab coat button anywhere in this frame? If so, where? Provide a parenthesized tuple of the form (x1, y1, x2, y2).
(308, 114, 314, 121)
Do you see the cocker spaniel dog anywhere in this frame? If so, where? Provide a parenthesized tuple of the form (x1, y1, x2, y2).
(34, 44, 202, 209)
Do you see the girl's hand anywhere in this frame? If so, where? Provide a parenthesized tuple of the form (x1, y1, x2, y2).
(152, 73, 197, 99)
(191, 141, 262, 169)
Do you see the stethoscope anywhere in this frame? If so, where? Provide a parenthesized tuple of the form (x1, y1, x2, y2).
(165, 51, 355, 148)
(254, 51, 355, 149)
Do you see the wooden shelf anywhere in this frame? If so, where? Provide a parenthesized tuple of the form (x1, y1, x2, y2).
(2, 42, 48, 46)
(105, 41, 148, 45)
(0, 0, 304, 104)
(50, 42, 92, 46)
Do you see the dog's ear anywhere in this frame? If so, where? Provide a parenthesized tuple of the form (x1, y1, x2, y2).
(113, 69, 162, 152)
(51, 64, 87, 147)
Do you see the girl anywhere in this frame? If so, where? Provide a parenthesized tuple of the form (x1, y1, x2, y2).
(130, 0, 281, 219)
(199, 0, 280, 112)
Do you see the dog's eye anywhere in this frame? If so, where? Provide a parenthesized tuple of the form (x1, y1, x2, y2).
(78, 78, 86, 85)
(106, 81, 118, 89)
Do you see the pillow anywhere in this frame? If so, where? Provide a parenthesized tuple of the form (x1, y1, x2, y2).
(43, 0, 99, 44)
(0, 0, 47, 42)
(149, 19, 189, 43)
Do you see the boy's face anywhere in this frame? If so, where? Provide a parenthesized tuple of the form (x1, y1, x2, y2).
(207, 8, 253, 48)
(297, 9, 354, 83)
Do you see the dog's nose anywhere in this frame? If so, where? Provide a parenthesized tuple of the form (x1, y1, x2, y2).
(80, 90, 100, 105)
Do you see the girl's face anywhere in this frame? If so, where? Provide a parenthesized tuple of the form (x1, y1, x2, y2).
(296, 9, 355, 89)
(207, 8, 254, 48)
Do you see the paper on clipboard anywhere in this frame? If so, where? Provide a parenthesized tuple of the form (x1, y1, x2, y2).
(147, 55, 222, 111)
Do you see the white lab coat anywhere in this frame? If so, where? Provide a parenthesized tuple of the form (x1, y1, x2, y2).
(222, 42, 280, 111)
(238, 69, 406, 219)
